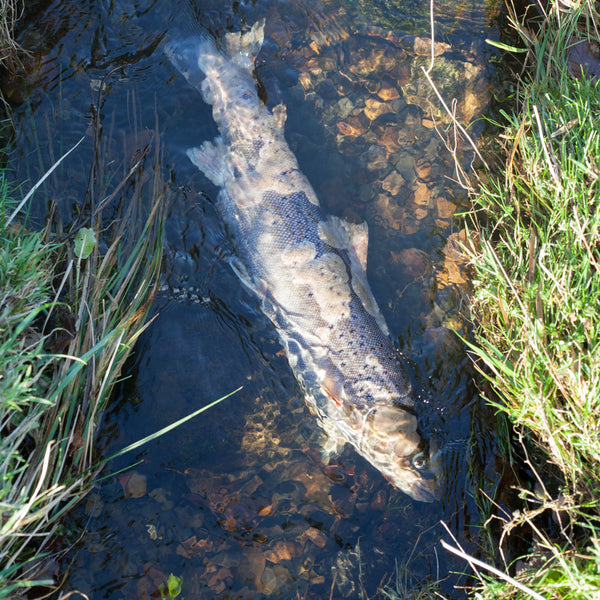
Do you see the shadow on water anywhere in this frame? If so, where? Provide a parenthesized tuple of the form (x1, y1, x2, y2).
(5, 0, 523, 597)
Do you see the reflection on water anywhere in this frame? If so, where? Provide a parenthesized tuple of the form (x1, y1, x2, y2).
(7, 0, 513, 598)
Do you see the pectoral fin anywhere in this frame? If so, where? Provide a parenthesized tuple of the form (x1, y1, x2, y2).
(187, 138, 231, 186)
(319, 216, 390, 335)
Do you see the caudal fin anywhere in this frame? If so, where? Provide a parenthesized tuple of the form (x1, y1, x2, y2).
(164, 19, 265, 86)
(222, 19, 265, 71)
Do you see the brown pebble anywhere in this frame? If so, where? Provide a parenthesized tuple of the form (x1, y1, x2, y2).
(436, 194, 458, 220)
(119, 471, 147, 498)
(412, 182, 431, 207)
(337, 114, 370, 138)
(414, 158, 432, 181)
(381, 170, 405, 195)
(364, 98, 392, 121)
(377, 80, 400, 101)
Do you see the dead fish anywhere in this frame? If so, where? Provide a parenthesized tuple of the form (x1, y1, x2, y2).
(165, 20, 440, 502)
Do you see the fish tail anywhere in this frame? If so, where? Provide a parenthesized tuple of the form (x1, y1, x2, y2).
(222, 19, 265, 72)
(164, 19, 265, 92)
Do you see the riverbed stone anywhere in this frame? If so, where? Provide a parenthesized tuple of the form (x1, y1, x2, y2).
(381, 170, 406, 195)
(377, 126, 402, 154)
(336, 113, 370, 137)
(374, 193, 405, 230)
(335, 96, 354, 119)
(391, 151, 418, 183)
(390, 247, 432, 280)
(414, 158, 433, 181)
(377, 79, 400, 101)
(412, 182, 432, 207)
(364, 98, 392, 121)
(298, 72, 312, 90)
(439, 229, 471, 286)
(361, 144, 388, 171)
(435, 193, 458, 220)
(401, 219, 420, 235)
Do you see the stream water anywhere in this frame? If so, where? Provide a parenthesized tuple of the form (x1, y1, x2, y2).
(6, 0, 516, 598)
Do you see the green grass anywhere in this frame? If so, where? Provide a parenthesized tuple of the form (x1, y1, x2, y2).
(0, 125, 167, 595)
(461, 0, 600, 597)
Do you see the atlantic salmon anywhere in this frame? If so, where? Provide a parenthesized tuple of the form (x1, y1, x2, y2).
(165, 20, 440, 502)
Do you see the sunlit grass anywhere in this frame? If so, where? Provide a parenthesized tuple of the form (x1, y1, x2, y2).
(461, 0, 600, 597)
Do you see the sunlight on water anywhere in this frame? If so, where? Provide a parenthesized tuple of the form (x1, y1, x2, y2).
(5, 0, 516, 598)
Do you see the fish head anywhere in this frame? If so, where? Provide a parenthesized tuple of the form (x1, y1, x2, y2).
(358, 403, 441, 502)
(321, 371, 441, 502)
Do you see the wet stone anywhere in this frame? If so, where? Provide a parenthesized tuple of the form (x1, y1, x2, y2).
(319, 53, 338, 72)
(381, 170, 405, 195)
(298, 71, 312, 91)
(260, 564, 293, 594)
(412, 36, 452, 57)
(402, 55, 488, 123)
(439, 229, 471, 287)
(119, 470, 147, 499)
(376, 78, 400, 101)
(399, 104, 424, 127)
(435, 192, 458, 220)
(316, 78, 338, 100)
(85, 493, 103, 518)
(335, 96, 354, 119)
(414, 158, 433, 181)
(361, 144, 388, 171)
(377, 126, 402, 154)
(390, 248, 433, 280)
(336, 113, 370, 138)
(391, 150, 418, 183)
(374, 193, 405, 231)
(344, 36, 402, 77)
(149, 487, 174, 510)
(462, 77, 491, 122)
(412, 182, 432, 208)
(363, 98, 392, 121)
(401, 219, 420, 235)
(365, 79, 381, 94)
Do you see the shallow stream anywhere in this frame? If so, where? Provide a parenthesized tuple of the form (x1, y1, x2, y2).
(7, 0, 517, 597)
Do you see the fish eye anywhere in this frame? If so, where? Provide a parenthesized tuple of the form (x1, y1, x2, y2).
(411, 452, 428, 471)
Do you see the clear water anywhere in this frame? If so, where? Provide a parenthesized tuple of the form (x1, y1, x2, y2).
(7, 0, 515, 598)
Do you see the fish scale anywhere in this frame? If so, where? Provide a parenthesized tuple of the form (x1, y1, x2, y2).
(165, 19, 440, 501)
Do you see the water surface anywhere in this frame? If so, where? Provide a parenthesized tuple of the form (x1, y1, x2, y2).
(7, 0, 514, 597)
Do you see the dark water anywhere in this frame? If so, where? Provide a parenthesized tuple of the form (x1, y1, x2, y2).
(7, 0, 515, 598)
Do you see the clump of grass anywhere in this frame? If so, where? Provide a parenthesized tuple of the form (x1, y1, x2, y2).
(0, 0, 25, 73)
(0, 114, 167, 595)
(460, 0, 600, 596)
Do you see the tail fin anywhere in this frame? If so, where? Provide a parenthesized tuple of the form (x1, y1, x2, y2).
(164, 19, 265, 87)
(223, 19, 265, 72)
(163, 34, 217, 91)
